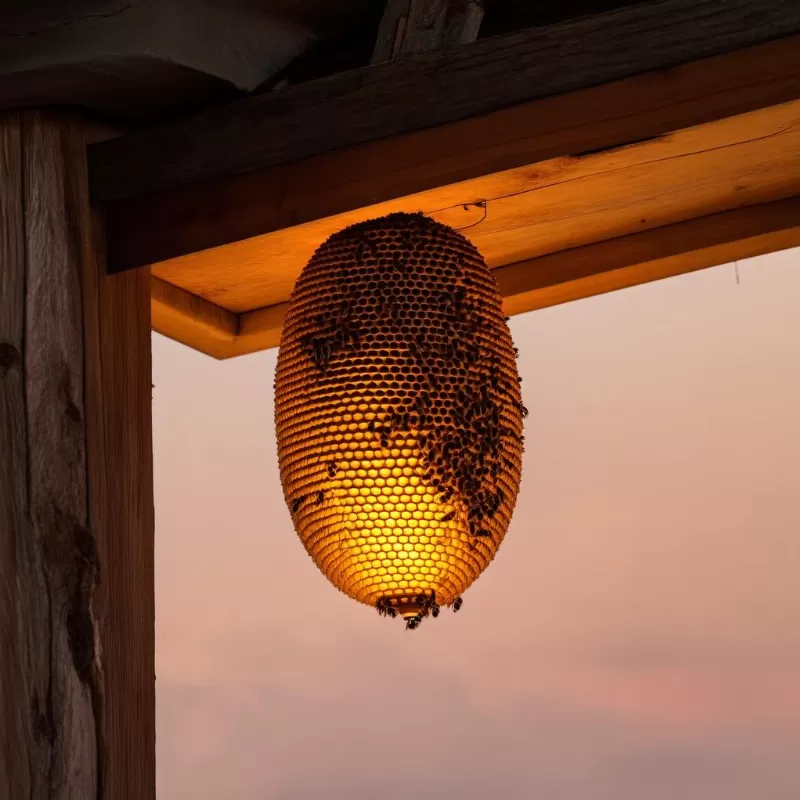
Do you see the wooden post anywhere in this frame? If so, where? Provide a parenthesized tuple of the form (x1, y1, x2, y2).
(0, 111, 154, 798)
(372, 0, 484, 63)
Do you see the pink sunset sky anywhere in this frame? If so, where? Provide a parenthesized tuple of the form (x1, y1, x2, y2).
(153, 248, 800, 799)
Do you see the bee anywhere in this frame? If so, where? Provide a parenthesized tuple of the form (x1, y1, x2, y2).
(475, 528, 492, 538)
(327, 461, 338, 478)
(519, 403, 529, 418)
(380, 435, 389, 448)
(440, 511, 456, 523)
(376, 598, 399, 619)
(315, 490, 326, 505)
(399, 231, 420, 250)
(309, 337, 332, 370)
(431, 605, 440, 619)
(291, 495, 305, 513)
(406, 615, 422, 631)
(341, 322, 361, 348)
(451, 286, 467, 305)
(453, 596, 463, 613)
(355, 237, 376, 264)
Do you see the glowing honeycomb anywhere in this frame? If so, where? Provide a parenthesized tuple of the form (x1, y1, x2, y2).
(274, 213, 524, 626)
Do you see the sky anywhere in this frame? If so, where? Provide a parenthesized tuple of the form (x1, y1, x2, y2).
(153, 248, 800, 800)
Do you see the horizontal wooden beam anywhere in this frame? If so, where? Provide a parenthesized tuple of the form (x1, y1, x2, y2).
(148, 92, 800, 313)
(90, 0, 800, 208)
(150, 277, 238, 359)
(160, 197, 800, 359)
(496, 196, 800, 315)
(104, 33, 800, 276)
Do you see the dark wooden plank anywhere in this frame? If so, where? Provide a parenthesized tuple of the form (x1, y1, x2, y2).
(107, 36, 800, 274)
(0, 110, 155, 798)
(89, 0, 800, 204)
(0, 112, 52, 800)
(372, 0, 484, 63)
(25, 111, 99, 797)
(0, 110, 99, 797)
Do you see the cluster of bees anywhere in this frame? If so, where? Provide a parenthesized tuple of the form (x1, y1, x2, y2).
(299, 293, 362, 371)
(409, 286, 523, 548)
(376, 592, 464, 630)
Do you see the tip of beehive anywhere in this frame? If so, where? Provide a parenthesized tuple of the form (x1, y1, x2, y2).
(395, 601, 424, 620)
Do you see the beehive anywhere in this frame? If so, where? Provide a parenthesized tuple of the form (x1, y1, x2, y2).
(274, 212, 524, 627)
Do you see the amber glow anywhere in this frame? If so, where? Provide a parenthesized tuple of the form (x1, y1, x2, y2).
(274, 213, 523, 624)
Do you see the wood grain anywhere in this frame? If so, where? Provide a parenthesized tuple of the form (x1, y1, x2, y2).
(212, 196, 800, 359)
(0, 111, 97, 798)
(0, 111, 154, 798)
(89, 0, 800, 204)
(0, 112, 51, 800)
(82, 211, 155, 800)
(495, 196, 800, 314)
(150, 96, 800, 315)
(106, 35, 800, 274)
(372, 0, 484, 63)
(151, 275, 238, 358)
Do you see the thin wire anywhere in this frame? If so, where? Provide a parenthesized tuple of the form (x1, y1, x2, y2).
(455, 201, 488, 232)
(734, 259, 740, 285)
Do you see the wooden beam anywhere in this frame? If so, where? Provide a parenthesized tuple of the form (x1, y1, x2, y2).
(203, 197, 800, 359)
(371, 0, 484, 63)
(0, 112, 154, 798)
(496, 196, 800, 315)
(81, 217, 155, 799)
(148, 92, 800, 313)
(151, 276, 238, 359)
(89, 0, 800, 206)
(104, 34, 800, 275)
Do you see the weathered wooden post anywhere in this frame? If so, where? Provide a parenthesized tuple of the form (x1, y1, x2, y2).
(1, 112, 154, 798)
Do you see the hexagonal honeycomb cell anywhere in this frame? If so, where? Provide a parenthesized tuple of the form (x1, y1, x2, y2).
(274, 212, 524, 626)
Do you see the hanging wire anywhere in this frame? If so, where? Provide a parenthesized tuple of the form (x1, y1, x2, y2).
(734, 259, 740, 285)
(455, 200, 488, 232)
